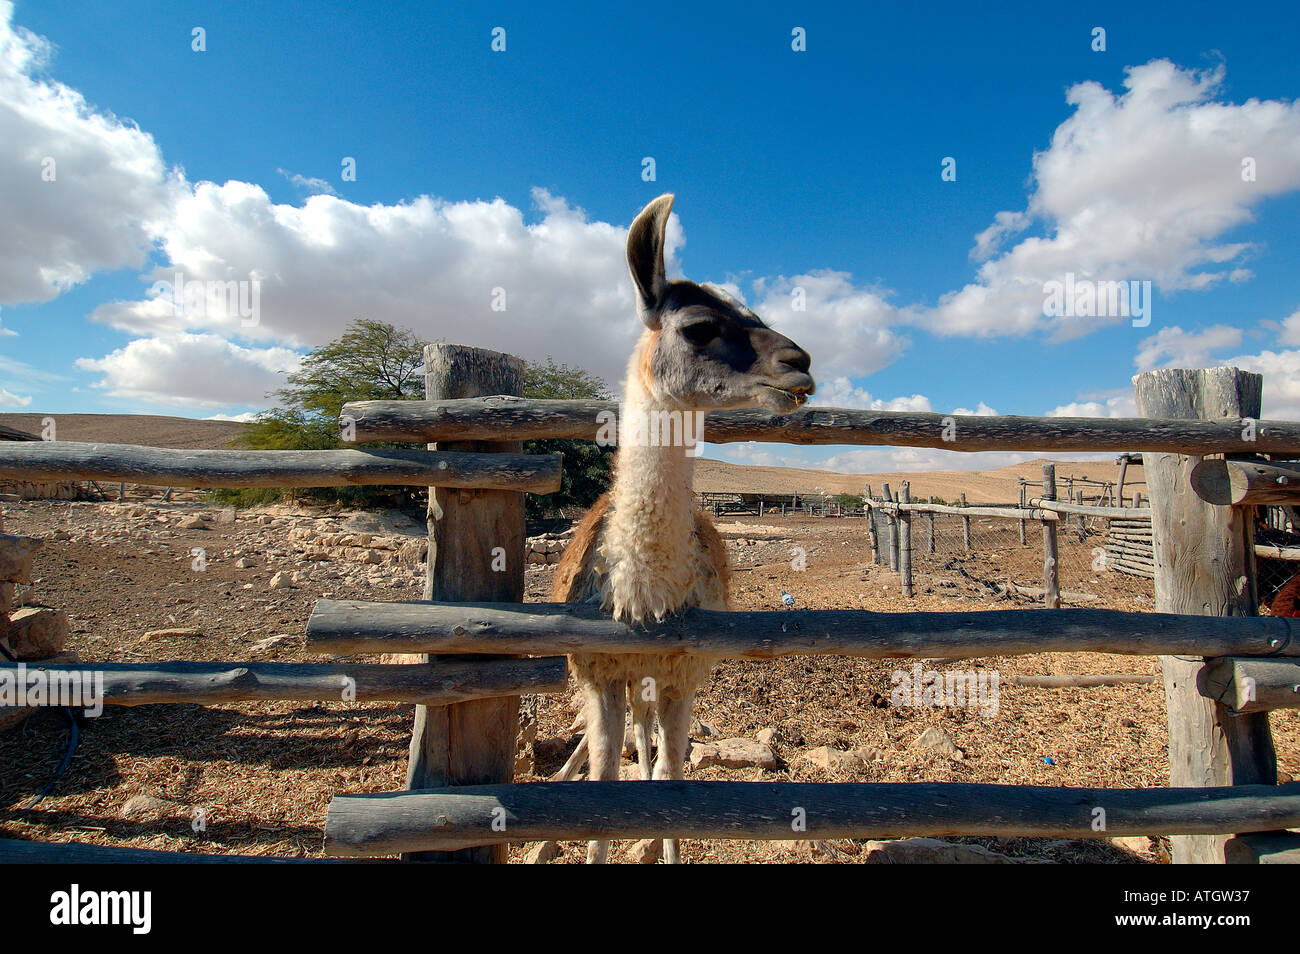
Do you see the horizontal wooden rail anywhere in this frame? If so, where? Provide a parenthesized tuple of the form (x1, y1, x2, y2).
(339, 395, 1300, 453)
(322, 780, 1300, 855)
(0, 839, 396, 864)
(0, 658, 567, 707)
(873, 501, 1058, 521)
(1191, 459, 1300, 506)
(1199, 658, 1300, 714)
(0, 442, 561, 493)
(306, 599, 1300, 660)
(1028, 498, 1152, 519)
(1256, 543, 1300, 562)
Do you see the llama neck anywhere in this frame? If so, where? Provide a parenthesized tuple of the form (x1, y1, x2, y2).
(598, 345, 701, 622)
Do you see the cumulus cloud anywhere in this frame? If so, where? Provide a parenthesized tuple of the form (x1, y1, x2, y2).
(1219, 348, 1300, 421)
(74, 333, 301, 408)
(813, 376, 931, 412)
(0, 386, 31, 406)
(1134, 324, 1244, 371)
(917, 59, 1300, 339)
(0, 2, 178, 304)
(1047, 392, 1137, 418)
(749, 271, 902, 381)
(89, 184, 657, 388)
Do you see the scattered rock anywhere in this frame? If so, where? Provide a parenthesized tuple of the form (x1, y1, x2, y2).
(3, 606, 70, 659)
(177, 515, 208, 530)
(235, 557, 255, 569)
(524, 840, 561, 864)
(250, 633, 298, 654)
(914, 727, 964, 761)
(799, 745, 879, 773)
(120, 794, 183, 821)
(756, 726, 779, 745)
(141, 627, 202, 642)
(268, 571, 293, 590)
(628, 838, 663, 864)
(689, 737, 778, 771)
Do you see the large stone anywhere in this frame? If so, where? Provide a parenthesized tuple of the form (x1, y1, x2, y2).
(688, 737, 778, 771)
(0, 533, 42, 584)
(140, 627, 202, 642)
(913, 727, 964, 761)
(2, 606, 69, 659)
(268, 570, 293, 590)
(799, 745, 879, 773)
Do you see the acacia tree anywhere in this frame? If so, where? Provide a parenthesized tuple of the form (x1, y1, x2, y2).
(222, 320, 613, 514)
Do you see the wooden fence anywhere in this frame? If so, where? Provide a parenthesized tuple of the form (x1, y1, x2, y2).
(864, 468, 1156, 597)
(3, 354, 1300, 865)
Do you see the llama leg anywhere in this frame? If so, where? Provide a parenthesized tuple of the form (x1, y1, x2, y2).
(628, 680, 655, 781)
(653, 688, 696, 864)
(549, 733, 588, 782)
(584, 678, 623, 864)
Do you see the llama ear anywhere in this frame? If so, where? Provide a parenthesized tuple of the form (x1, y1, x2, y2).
(627, 194, 674, 328)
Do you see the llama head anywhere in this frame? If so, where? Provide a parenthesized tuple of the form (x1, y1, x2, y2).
(626, 194, 815, 413)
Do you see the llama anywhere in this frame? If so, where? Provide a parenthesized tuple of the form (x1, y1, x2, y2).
(550, 194, 814, 863)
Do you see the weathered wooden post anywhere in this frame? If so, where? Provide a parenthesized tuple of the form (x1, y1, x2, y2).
(960, 492, 972, 552)
(1134, 367, 1277, 865)
(927, 495, 936, 554)
(899, 483, 913, 598)
(1018, 481, 1028, 546)
(1064, 476, 1074, 531)
(1042, 463, 1060, 609)
(882, 483, 898, 572)
(408, 344, 527, 864)
(866, 490, 881, 565)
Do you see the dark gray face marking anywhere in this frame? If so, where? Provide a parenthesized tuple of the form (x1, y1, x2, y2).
(627, 195, 815, 412)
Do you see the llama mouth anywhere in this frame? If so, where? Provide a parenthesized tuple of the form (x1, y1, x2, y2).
(762, 385, 811, 409)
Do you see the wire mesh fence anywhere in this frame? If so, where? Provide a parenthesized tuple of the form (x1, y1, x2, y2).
(871, 505, 1155, 612)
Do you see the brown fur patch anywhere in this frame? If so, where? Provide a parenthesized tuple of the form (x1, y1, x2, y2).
(637, 331, 658, 394)
(692, 509, 731, 607)
(549, 492, 612, 601)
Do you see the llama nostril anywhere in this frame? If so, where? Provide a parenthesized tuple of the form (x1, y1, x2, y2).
(776, 347, 811, 375)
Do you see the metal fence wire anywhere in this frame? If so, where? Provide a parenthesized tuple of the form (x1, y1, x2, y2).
(873, 505, 1155, 611)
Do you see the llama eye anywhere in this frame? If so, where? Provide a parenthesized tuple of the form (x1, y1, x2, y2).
(680, 320, 720, 346)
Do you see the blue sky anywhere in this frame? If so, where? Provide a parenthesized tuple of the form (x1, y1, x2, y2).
(2, 0, 1299, 473)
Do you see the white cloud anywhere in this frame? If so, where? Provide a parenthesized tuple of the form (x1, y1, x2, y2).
(204, 411, 258, 422)
(1134, 324, 1244, 371)
(74, 333, 301, 408)
(88, 184, 655, 389)
(0, 386, 31, 406)
(0, 2, 178, 304)
(813, 376, 931, 412)
(1275, 306, 1300, 346)
(917, 59, 1300, 339)
(1220, 348, 1300, 420)
(1047, 393, 1137, 417)
(751, 271, 902, 380)
(277, 168, 338, 196)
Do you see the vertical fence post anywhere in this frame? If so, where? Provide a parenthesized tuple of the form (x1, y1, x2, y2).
(927, 495, 936, 554)
(960, 492, 972, 552)
(408, 344, 527, 864)
(882, 483, 897, 572)
(899, 482, 913, 598)
(865, 487, 881, 565)
(1042, 463, 1060, 609)
(1013, 480, 1024, 548)
(1134, 367, 1277, 865)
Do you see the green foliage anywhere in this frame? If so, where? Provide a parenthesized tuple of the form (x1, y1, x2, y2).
(522, 358, 614, 520)
(208, 327, 613, 518)
(832, 492, 863, 508)
(208, 319, 429, 509)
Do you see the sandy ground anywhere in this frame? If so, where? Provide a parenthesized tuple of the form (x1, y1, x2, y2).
(3, 500, 1294, 864)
